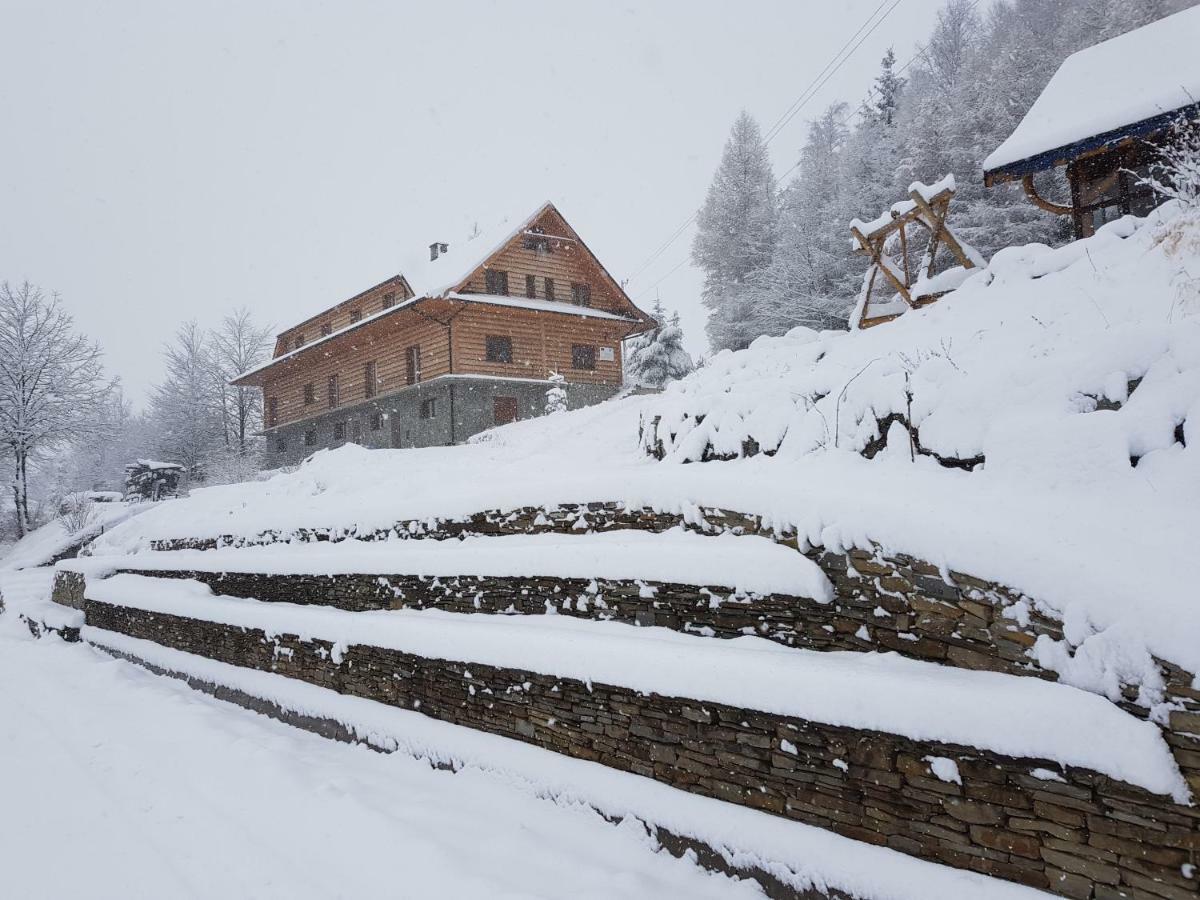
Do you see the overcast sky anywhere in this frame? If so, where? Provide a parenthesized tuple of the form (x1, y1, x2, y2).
(1, 0, 944, 407)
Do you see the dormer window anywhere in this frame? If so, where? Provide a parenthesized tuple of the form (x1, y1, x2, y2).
(321, 323, 332, 337)
(349, 309, 362, 323)
(382, 292, 395, 310)
(293, 333, 305, 350)
(485, 269, 509, 296)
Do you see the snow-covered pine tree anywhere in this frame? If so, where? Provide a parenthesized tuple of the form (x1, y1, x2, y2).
(544, 371, 567, 414)
(626, 296, 694, 388)
(871, 48, 905, 127)
(750, 104, 858, 333)
(692, 111, 777, 351)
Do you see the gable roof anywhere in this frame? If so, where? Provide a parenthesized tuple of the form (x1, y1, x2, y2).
(233, 201, 651, 386)
(397, 202, 554, 299)
(983, 7, 1200, 183)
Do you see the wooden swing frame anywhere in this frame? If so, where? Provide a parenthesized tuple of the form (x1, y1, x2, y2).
(850, 186, 977, 329)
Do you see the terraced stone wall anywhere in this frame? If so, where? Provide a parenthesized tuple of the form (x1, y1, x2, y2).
(62, 501, 1200, 798)
(85, 599, 1200, 900)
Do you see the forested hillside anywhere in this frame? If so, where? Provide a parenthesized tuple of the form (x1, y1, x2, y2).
(694, 0, 1194, 349)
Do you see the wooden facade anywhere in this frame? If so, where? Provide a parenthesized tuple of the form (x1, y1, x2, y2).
(236, 203, 652, 449)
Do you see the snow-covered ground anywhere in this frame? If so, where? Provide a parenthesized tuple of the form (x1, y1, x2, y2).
(0, 627, 755, 899)
(85, 203, 1200, 692)
(0, 586, 1050, 900)
(1, 500, 151, 571)
(66, 528, 834, 599)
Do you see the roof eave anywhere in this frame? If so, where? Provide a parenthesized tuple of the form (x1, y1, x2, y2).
(984, 102, 1200, 187)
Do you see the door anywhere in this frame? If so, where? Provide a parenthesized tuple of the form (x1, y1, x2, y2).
(493, 396, 518, 426)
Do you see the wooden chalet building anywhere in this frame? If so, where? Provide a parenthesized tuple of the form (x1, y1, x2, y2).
(234, 202, 653, 463)
(983, 7, 1200, 239)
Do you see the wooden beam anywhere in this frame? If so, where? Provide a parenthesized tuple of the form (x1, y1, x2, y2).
(908, 190, 975, 271)
(1021, 174, 1073, 215)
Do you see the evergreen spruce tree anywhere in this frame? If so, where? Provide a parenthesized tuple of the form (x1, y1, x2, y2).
(692, 111, 777, 351)
(627, 296, 694, 389)
(872, 48, 905, 126)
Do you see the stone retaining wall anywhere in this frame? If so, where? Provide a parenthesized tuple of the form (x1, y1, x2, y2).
(135, 499, 1198, 718)
(85, 599, 1200, 900)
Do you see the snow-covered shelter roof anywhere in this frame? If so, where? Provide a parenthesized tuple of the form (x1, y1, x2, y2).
(983, 7, 1200, 182)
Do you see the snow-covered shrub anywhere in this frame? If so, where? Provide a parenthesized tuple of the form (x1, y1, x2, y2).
(57, 494, 96, 536)
(1142, 114, 1200, 208)
(544, 372, 567, 415)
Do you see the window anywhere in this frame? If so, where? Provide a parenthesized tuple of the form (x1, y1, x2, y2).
(266, 397, 278, 427)
(522, 227, 550, 254)
(420, 398, 437, 419)
(485, 269, 509, 295)
(494, 396, 519, 425)
(571, 283, 592, 307)
(349, 309, 362, 323)
(406, 345, 421, 385)
(382, 292, 395, 310)
(364, 360, 378, 398)
(327, 374, 339, 408)
(333, 421, 346, 442)
(275, 436, 286, 453)
(544, 278, 555, 301)
(370, 411, 384, 431)
(485, 336, 513, 363)
(321, 322, 332, 337)
(304, 429, 316, 447)
(294, 333, 305, 350)
(350, 419, 363, 442)
(525, 274, 536, 299)
(303, 383, 315, 405)
(572, 344, 596, 370)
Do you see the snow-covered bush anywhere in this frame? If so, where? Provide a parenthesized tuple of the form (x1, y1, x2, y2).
(1142, 114, 1200, 208)
(57, 494, 96, 536)
(544, 372, 567, 415)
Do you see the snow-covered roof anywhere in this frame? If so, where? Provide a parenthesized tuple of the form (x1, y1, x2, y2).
(399, 202, 554, 299)
(983, 7, 1200, 178)
(128, 459, 185, 471)
(234, 199, 649, 385)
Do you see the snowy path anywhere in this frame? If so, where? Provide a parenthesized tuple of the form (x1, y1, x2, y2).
(0, 620, 762, 900)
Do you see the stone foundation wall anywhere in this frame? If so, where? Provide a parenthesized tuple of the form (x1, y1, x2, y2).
(85, 599, 1200, 900)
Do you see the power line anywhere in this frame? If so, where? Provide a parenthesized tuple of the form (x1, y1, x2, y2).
(634, 257, 690, 301)
(761, 0, 895, 145)
(625, 0, 907, 289)
(762, 0, 905, 147)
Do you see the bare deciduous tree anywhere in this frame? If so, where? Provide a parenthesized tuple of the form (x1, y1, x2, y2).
(0, 281, 113, 536)
(210, 307, 273, 456)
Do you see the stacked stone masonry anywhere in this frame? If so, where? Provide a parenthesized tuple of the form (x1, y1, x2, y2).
(112, 503, 1200, 735)
(85, 600, 1200, 900)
